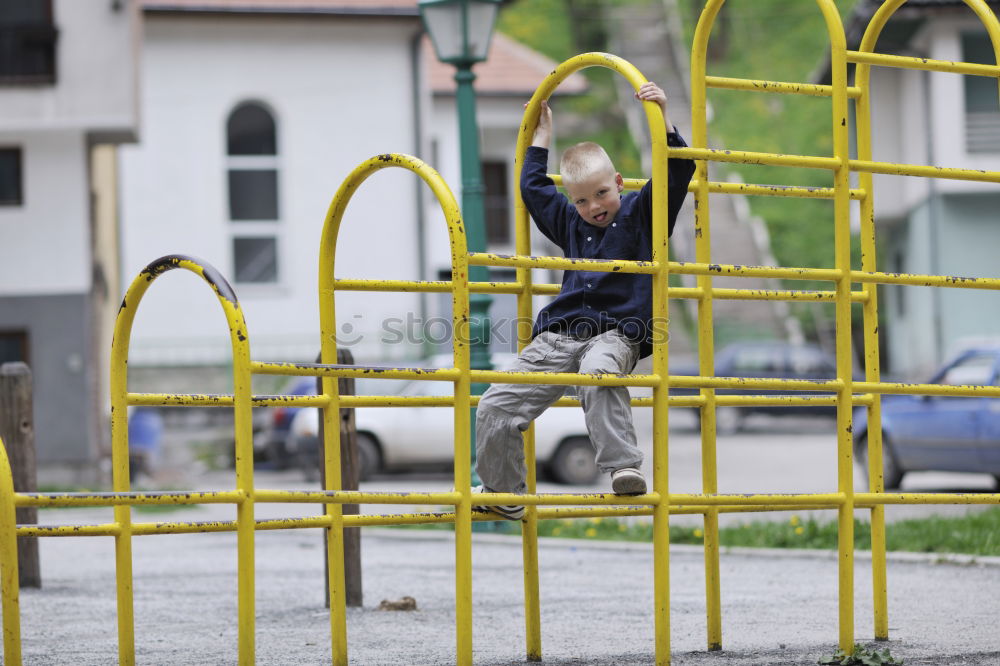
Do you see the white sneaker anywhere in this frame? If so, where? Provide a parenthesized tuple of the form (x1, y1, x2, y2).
(472, 486, 525, 521)
(611, 467, 646, 495)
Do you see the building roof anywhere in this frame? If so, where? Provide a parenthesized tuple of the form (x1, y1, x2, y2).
(425, 33, 587, 97)
(141, 0, 419, 15)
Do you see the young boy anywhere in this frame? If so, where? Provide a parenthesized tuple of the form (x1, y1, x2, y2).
(475, 82, 695, 520)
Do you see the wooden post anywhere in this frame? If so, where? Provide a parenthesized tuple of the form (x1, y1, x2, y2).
(0, 362, 41, 588)
(320, 349, 362, 608)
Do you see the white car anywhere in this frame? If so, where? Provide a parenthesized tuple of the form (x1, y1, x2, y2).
(288, 376, 600, 485)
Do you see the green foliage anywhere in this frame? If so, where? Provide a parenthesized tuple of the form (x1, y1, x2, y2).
(819, 643, 903, 665)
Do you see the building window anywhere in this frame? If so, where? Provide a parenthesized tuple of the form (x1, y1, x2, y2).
(0, 1, 57, 84)
(0, 148, 22, 206)
(233, 237, 278, 283)
(0, 331, 28, 364)
(228, 170, 278, 220)
(227, 102, 279, 283)
(482, 160, 511, 245)
(962, 32, 1000, 153)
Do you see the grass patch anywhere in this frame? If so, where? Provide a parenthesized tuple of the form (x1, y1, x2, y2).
(398, 508, 1000, 557)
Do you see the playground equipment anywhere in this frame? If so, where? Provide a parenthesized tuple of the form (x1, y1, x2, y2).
(3, 1, 1000, 664)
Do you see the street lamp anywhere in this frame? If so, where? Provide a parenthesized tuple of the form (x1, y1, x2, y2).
(419, 0, 501, 489)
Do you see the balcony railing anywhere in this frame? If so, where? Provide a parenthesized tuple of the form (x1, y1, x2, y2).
(0, 24, 58, 84)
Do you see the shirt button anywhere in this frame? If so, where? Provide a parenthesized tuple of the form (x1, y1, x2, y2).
(612, 223, 617, 227)
(586, 236, 592, 241)
(586, 283, 592, 288)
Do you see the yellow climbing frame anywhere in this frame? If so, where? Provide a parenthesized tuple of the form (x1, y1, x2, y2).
(1, 2, 1000, 665)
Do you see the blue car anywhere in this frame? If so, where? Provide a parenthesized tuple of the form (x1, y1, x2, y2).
(853, 347, 1000, 490)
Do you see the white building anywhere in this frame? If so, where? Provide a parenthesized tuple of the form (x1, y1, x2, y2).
(0, 0, 140, 470)
(122, 0, 584, 390)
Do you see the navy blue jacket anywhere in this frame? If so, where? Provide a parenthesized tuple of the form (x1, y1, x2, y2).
(521, 133, 695, 359)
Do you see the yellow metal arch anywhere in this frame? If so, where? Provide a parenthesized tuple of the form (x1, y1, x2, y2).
(110, 254, 256, 664)
(315, 153, 473, 665)
(512, 51, 675, 663)
(851, 0, 1000, 643)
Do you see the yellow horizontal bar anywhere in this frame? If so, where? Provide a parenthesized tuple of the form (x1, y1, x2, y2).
(20, 523, 121, 537)
(333, 278, 528, 295)
(854, 381, 1000, 398)
(670, 493, 845, 507)
(468, 252, 658, 274)
(670, 260, 843, 282)
(251, 361, 462, 381)
(479, 492, 660, 506)
(703, 180, 865, 201)
(852, 269, 1000, 291)
(670, 375, 842, 392)
(129, 393, 331, 408)
(254, 490, 462, 505)
(847, 50, 1000, 77)
(855, 492, 1000, 505)
(17, 490, 243, 508)
(669, 146, 841, 171)
(849, 159, 1000, 184)
(340, 393, 872, 409)
(555, 174, 865, 201)
(705, 74, 862, 99)
(123, 391, 873, 411)
(709, 288, 866, 303)
(470, 369, 660, 388)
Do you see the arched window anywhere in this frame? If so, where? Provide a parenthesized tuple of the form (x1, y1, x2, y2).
(227, 101, 279, 283)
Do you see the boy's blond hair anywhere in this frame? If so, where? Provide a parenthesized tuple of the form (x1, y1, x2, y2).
(559, 142, 616, 187)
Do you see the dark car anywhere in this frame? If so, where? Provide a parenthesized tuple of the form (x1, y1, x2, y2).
(853, 347, 1000, 490)
(671, 341, 848, 433)
(254, 376, 317, 468)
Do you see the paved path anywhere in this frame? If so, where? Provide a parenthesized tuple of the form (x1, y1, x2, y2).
(18, 497, 1000, 665)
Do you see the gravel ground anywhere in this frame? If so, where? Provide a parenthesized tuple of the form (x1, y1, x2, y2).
(13, 510, 1000, 665)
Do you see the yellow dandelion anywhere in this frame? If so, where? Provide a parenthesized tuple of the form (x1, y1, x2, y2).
(789, 515, 801, 526)
(618, 524, 627, 532)
(795, 526, 805, 535)
(552, 527, 562, 536)
(693, 528, 704, 538)
(585, 527, 597, 538)
(590, 517, 602, 525)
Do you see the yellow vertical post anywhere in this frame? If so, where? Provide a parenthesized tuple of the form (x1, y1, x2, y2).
(690, 0, 725, 651)
(817, 0, 855, 654)
(514, 97, 543, 662)
(320, 172, 349, 666)
(446, 164, 474, 666)
(852, 0, 904, 642)
(110, 279, 138, 666)
(453, 245, 474, 666)
(642, 70, 674, 666)
(229, 300, 256, 666)
(0, 437, 22, 666)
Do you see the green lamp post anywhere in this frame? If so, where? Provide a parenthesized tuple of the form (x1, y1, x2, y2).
(419, 0, 502, 492)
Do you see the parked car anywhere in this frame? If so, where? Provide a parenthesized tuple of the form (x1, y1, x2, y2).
(853, 346, 1000, 490)
(670, 340, 852, 433)
(288, 375, 601, 485)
